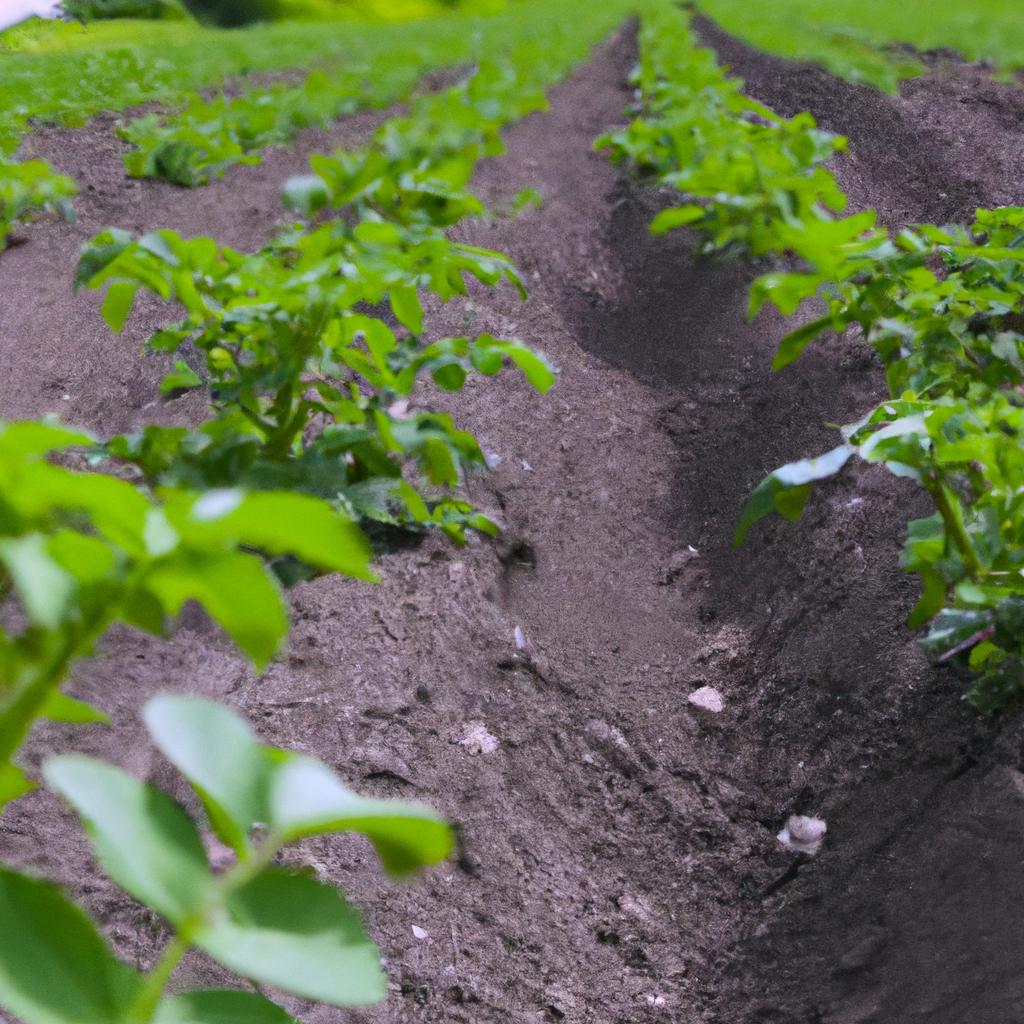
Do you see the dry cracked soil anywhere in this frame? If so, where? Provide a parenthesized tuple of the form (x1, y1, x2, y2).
(2, 14, 1024, 1024)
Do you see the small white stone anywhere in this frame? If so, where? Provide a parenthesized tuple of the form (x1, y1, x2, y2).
(485, 451, 502, 468)
(513, 625, 526, 649)
(687, 686, 724, 713)
(457, 722, 499, 755)
(777, 815, 827, 855)
(411, 925, 429, 941)
(521, 459, 534, 472)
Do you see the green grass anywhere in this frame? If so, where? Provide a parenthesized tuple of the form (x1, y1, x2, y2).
(0, 2, 509, 155)
(696, 0, 1024, 91)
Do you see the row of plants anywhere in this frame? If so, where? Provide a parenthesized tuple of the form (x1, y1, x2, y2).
(0, 157, 77, 251)
(0, 0, 524, 241)
(119, 57, 434, 186)
(695, 0, 1024, 93)
(603, 6, 1024, 710)
(78, 0, 641, 536)
(116, 0, 627, 187)
(0, 6, 637, 1021)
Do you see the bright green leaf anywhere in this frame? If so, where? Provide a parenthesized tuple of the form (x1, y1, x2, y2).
(195, 869, 385, 1007)
(144, 695, 267, 857)
(269, 755, 453, 875)
(44, 756, 212, 922)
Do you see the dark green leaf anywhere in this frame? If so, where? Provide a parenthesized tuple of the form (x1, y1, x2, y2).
(0, 868, 142, 1024)
(154, 990, 297, 1024)
(74, 228, 132, 291)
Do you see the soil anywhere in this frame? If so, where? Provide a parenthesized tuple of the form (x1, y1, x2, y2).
(2, 13, 1024, 1024)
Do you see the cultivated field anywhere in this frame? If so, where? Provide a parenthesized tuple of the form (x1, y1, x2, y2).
(1, 2, 1023, 1022)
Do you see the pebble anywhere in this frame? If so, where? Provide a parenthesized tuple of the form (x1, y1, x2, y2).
(455, 722, 499, 755)
(777, 814, 827, 855)
(687, 686, 724, 713)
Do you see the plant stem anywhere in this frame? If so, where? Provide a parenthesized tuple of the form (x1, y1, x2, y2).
(125, 935, 190, 1024)
(122, 833, 285, 1024)
(927, 472, 982, 578)
(0, 610, 110, 767)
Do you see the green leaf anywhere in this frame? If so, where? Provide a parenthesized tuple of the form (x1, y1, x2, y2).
(195, 869, 385, 1007)
(146, 551, 288, 671)
(186, 490, 375, 582)
(143, 695, 267, 856)
(161, 361, 203, 394)
(431, 363, 467, 391)
(0, 421, 92, 457)
(390, 286, 424, 335)
(907, 568, 946, 629)
(773, 482, 811, 521)
(40, 692, 110, 726)
(269, 755, 453, 875)
(502, 342, 556, 393)
(0, 867, 142, 1024)
(920, 608, 991, 659)
(281, 174, 328, 217)
(138, 231, 179, 267)
(772, 315, 834, 370)
(144, 697, 453, 875)
(155, 990, 298, 1024)
(0, 763, 36, 810)
(650, 204, 706, 235)
(0, 534, 74, 629)
(735, 445, 853, 545)
(44, 756, 212, 923)
(420, 436, 458, 486)
(74, 228, 132, 291)
(99, 281, 139, 334)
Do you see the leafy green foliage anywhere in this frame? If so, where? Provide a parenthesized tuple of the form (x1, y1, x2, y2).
(60, 0, 181, 19)
(597, 6, 847, 260)
(0, 420, 371, 811)
(180, 0, 278, 26)
(119, 54, 436, 186)
(0, 157, 77, 252)
(79, 7, 638, 540)
(0, 695, 452, 1024)
(697, 0, 1024, 92)
(612, 5, 1024, 709)
(743, 210, 1024, 710)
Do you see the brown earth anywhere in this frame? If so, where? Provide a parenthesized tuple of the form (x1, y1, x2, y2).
(2, 13, 1024, 1024)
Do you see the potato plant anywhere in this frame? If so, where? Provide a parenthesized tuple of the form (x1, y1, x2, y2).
(0, 157, 77, 252)
(597, 5, 848, 259)
(741, 208, 1024, 710)
(120, 57, 436, 187)
(0, 695, 452, 1024)
(79, 31, 620, 541)
(0, 419, 373, 810)
(607, 5, 1024, 709)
